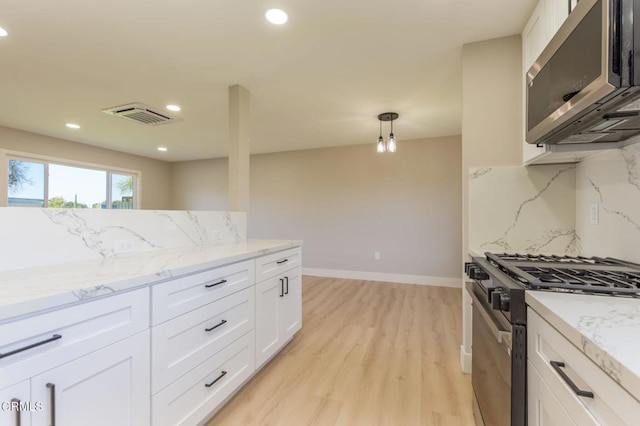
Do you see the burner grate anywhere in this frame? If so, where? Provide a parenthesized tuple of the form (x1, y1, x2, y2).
(491, 253, 621, 265)
(485, 252, 640, 297)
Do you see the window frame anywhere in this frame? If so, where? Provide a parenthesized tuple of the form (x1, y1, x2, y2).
(1, 149, 142, 209)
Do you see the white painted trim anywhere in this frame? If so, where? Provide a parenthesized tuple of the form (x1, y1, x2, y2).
(460, 345, 472, 374)
(302, 267, 461, 288)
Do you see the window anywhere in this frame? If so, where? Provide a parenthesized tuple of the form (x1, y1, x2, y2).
(5, 155, 139, 209)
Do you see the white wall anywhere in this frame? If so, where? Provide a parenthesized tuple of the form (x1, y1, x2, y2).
(0, 126, 173, 210)
(171, 136, 463, 283)
(461, 35, 523, 371)
(171, 158, 228, 211)
(576, 142, 640, 262)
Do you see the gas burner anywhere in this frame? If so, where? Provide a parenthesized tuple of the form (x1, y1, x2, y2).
(538, 274, 563, 283)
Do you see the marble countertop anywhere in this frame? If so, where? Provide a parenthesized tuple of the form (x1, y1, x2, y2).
(526, 291, 640, 400)
(0, 239, 302, 323)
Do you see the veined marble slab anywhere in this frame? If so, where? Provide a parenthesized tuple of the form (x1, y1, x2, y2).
(469, 164, 578, 255)
(0, 208, 246, 272)
(526, 291, 640, 401)
(576, 142, 640, 263)
(0, 239, 301, 322)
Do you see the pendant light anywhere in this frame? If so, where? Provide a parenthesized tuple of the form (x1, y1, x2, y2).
(376, 112, 399, 153)
(376, 119, 386, 153)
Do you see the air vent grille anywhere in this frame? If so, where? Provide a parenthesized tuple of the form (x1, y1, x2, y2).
(102, 103, 182, 126)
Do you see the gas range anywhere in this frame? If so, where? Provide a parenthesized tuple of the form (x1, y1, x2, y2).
(464, 252, 640, 426)
(465, 252, 640, 325)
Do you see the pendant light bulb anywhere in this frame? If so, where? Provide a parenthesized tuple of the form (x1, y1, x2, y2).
(387, 133, 397, 153)
(387, 117, 397, 153)
(376, 119, 386, 153)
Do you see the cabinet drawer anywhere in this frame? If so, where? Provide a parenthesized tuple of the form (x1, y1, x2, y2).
(151, 260, 255, 325)
(152, 331, 255, 426)
(255, 247, 301, 283)
(0, 288, 149, 387)
(528, 360, 576, 426)
(528, 308, 640, 425)
(151, 287, 255, 394)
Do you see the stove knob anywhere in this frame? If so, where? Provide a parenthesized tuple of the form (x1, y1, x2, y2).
(491, 289, 502, 310)
(500, 294, 510, 312)
(469, 267, 489, 280)
(474, 269, 489, 280)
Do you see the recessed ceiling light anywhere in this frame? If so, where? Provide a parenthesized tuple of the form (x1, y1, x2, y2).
(266, 9, 288, 25)
(0, 27, 7, 37)
(157, 147, 168, 152)
(166, 104, 181, 112)
(66, 123, 80, 129)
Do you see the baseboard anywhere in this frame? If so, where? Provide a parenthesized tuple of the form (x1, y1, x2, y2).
(302, 267, 461, 288)
(460, 345, 472, 374)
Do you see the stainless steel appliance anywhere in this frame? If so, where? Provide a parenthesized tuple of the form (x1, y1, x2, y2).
(526, 0, 640, 146)
(465, 253, 640, 426)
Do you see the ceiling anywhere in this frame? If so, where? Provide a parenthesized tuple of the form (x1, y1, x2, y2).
(0, 0, 536, 162)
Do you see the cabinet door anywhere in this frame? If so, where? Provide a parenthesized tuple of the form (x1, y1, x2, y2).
(528, 361, 577, 426)
(550, 0, 570, 34)
(523, 0, 550, 71)
(255, 276, 283, 368)
(31, 331, 150, 426)
(0, 380, 31, 426)
(280, 268, 302, 340)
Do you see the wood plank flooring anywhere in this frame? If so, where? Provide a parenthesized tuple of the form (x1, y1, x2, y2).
(207, 276, 474, 426)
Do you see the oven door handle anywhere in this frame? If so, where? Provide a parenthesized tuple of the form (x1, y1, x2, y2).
(469, 289, 512, 346)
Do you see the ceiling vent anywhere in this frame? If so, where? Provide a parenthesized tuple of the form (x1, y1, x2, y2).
(102, 103, 182, 126)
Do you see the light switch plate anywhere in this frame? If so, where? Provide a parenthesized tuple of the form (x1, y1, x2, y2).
(589, 203, 599, 225)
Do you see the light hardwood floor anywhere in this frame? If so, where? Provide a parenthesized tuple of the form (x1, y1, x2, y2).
(207, 276, 475, 426)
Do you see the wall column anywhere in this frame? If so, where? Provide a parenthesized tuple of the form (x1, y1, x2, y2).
(228, 84, 250, 212)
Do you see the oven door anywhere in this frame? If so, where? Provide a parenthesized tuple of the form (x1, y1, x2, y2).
(470, 287, 513, 426)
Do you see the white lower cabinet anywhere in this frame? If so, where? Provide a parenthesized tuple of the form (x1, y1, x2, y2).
(527, 308, 639, 425)
(528, 360, 576, 426)
(255, 267, 302, 368)
(152, 331, 255, 426)
(0, 380, 31, 426)
(2, 246, 303, 426)
(30, 330, 150, 426)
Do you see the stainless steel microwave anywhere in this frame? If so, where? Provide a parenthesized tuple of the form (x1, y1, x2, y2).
(526, 0, 640, 145)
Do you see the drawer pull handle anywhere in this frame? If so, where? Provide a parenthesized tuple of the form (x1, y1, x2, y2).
(0, 334, 62, 359)
(276, 259, 288, 264)
(550, 361, 594, 398)
(205, 371, 227, 388)
(205, 320, 227, 332)
(11, 398, 21, 426)
(205, 279, 227, 288)
(47, 383, 56, 426)
(280, 278, 284, 297)
(284, 276, 289, 295)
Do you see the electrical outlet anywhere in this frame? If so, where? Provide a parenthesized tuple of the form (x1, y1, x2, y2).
(589, 203, 599, 225)
(374, 251, 381, 261)
(114, 239, 135, 254)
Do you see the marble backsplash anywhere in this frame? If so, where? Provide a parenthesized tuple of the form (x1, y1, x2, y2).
(469, 164, 578, 255)
(0, 208, 246, 272)
(576, 142, 640, 263)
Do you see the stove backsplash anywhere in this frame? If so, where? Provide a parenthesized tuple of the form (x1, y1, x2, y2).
(469, 164, 578, 256)
(576, 142, 640, 263)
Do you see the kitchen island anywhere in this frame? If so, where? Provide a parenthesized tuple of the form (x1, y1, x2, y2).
(0, 239, 303, 426)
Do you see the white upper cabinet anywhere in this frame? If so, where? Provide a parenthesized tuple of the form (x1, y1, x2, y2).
(523, 0, 550, 72)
